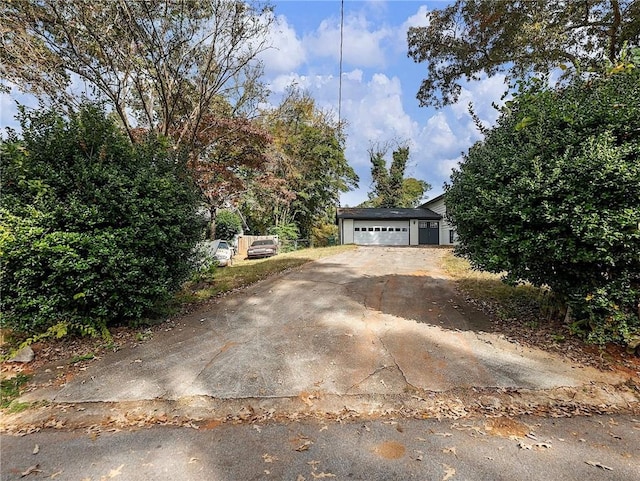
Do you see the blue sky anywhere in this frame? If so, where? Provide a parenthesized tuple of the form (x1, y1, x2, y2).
(260, 0, 509, 206)
(0, 1, 510, 207)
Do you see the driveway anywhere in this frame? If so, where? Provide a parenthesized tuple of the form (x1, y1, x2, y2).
(20, 247, 630, 412)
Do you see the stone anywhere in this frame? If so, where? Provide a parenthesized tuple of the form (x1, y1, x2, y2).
(7, 345, 35, 363)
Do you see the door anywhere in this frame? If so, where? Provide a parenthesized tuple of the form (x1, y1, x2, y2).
(353, 220, 409, 245)
(418, 221, 439, 245)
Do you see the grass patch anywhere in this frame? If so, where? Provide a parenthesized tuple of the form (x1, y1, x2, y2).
(70, 353, 95, 364)
(1, 373, 30, 409)
(441, 251, 549, 321)
(183, 245, 357, 302)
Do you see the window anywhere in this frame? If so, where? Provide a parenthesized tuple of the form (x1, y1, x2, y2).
(395, 228, 401, 232)
(381, 227, 387, 232)
(374, 227, 381, 232)
(419, 221, 429, 229)
(449, 230, 456, 243)
(429, 221, 439, 229)
(368, 227, 374, 232)
(401, 228, 407, 232)
(354, 227, 360, 231)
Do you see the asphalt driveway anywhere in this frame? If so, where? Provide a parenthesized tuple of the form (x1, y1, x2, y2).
(21, 247, 627, 408)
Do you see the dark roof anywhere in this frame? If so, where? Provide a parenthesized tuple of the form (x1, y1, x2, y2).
(336, 207, 441, 220)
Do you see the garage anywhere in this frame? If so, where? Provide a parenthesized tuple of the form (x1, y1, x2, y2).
(354, 220, 409, 245)
(336, 207, 442, 246)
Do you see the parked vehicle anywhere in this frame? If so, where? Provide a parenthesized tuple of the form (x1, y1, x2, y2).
(214, 240, 233, 266)
(247, 239, 278, 259)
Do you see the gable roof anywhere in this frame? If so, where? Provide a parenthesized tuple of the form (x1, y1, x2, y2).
(336, 207, 441, 220)
(419, 193, 445, 209)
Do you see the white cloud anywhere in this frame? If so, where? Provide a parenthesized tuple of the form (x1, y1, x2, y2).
(304, 11, 393, 68)
(259, 14, 306, 74)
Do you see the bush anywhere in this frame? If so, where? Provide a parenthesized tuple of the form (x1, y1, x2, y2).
(446, 63, 640, 345)
(312, 223, 338, 247)
(0, 104, 206, 336)
(215, 210, 242, 240)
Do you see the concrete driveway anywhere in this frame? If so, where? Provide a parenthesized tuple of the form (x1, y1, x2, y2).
(21, 247, 627, 410)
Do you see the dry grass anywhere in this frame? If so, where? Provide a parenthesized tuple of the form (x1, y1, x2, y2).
(441, 250, 552, 324)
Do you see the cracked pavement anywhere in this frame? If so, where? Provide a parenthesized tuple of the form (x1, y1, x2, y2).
(15, 247, 636, 409)
(4, 247, 640, 481)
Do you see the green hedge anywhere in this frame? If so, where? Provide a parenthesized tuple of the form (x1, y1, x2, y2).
(1, 104, 206, 335)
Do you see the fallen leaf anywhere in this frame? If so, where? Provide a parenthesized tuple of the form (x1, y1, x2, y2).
(264, 470, 270, 475)
(585, 461, 613, 471)
(263, 453, 278, 463)
(32, 444, 39, 455)
(188, 457, 199, 464)
(433, 432, 453, 437)
(319, 426, 328, 432)
(253, 425, 262, 433)
(518, 441, 533, 450)
(297, 476, 306, 481)
(50, 471, 63, 479)
(107, 464, 125, 478)
(442, 446, 457, 456)
(20, 464, 41, 477)
(311, 472, 336, 479)
(442, 464, 456, 481)
(295, 440, 313, 452)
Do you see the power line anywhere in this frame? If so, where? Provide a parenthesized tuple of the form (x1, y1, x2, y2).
(338, 0, 344, 126)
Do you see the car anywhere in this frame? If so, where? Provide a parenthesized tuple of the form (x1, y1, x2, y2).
(247, 239, 278, 259)
(214, 240, 233, 266)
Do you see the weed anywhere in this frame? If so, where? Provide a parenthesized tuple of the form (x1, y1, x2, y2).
(70, 353, 95, 364)
(1, 373, 30, 409)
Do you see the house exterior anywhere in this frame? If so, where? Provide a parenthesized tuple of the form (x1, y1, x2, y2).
(419, 194, 457, 246)
(336, 207, 441, 246)
(336, 194, 457, 247)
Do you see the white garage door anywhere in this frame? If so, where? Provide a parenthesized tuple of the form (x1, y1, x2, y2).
(353, 220, 409, 246)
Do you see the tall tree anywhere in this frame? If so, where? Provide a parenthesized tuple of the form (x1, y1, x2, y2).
(1, 0, 272, 147)
(242, 90, 358, 238)
(407, 0, 640, 107)
(365, 144, 430, 208)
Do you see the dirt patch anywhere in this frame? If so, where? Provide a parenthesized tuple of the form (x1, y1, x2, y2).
(373, 441, 406, 459)
(484, 417, 530, 438)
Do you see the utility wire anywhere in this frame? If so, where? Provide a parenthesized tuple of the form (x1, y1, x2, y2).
(338, 0, 344, 127)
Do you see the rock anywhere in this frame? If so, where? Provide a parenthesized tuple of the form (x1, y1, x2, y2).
(7, 345, 35, 363)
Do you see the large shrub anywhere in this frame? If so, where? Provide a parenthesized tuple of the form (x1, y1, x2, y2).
(1, 104, 206, 335)
(446, 62, 640, 344)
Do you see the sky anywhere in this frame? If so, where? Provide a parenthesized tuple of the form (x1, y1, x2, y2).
(259, 0, 509, 206)
(0, 0, 510, 207)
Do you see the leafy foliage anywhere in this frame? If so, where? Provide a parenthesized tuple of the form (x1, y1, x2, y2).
(446, 63, 640, 344)
(1, 104, 205, 335)
(0, 0, 272, 146)
(363, 144, 431, 208)
(242, 90, 358, 238)
(215, 210, 243, 241)
(407, 0, 640, 107)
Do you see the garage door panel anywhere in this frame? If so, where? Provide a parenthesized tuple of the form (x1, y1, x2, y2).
(353, 221, 409, 246)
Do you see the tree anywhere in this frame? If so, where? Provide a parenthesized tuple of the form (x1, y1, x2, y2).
(242, 90, 358, 238)
(407, 0, 640, 107)
(445, 57, 640, 344)
(1, 0, 272, 147)
(0, 104, 206, 336)
(364, 144, 431, 208)
(215, 210, 243, 241)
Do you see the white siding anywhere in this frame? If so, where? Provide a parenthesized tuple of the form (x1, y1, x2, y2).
(409, 219, 419, 245)
(342, 218, 354, 244)
(422, 196, 456, 245)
